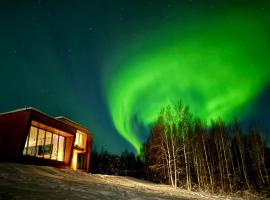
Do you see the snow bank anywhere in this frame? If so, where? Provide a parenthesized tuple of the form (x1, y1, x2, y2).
(0, 163, 258, 200)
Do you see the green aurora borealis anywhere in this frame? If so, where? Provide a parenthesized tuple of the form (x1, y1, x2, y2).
(1, 1, 270, 154)
(104, 6, 270, 153)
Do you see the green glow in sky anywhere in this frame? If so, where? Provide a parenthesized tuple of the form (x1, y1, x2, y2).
(103, 10, 270, 154)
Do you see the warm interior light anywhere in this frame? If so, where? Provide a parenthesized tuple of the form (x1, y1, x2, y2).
(23, 121, 66, 162)
(74, 130, 86, 149)
(72, 150, 78, 170)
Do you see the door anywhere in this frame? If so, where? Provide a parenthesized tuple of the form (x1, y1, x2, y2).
(77, 153, 87, 170)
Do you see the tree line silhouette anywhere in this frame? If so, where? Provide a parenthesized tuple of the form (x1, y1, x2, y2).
(90, 149, 144, 178)
(144, 102, 270, 195)
(90, 101, 270, 196)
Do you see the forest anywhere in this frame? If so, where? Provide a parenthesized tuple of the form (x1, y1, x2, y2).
(90, 102, 270, 196)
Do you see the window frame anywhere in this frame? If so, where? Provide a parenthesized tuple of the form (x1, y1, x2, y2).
(23, 125, 66, 162)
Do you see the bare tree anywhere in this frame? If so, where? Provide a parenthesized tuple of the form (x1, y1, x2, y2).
(144, 103, 270, 194)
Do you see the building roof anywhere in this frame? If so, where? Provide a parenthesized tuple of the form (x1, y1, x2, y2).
(0, 107, 41, 116)
(55, 116, 89, 134)
(0, 107, 90, 134)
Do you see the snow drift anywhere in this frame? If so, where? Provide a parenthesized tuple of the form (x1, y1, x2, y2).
(0, 163, 262, 200)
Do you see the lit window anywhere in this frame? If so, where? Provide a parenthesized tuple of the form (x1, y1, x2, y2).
(58, 136, 65, 161)
(74, 131, 85, 149)
(23, 124, 66, 162)
(23, 135, 29, 155)
(36, 129, 45, 157)
(51, 134, 59, 160)
(44, 132, 52, 159)
(27, 126, 38, 156)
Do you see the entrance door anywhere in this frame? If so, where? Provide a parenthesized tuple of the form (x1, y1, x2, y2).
(77, 153, 87, 170)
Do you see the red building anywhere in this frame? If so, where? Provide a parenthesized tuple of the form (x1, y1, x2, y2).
(0, 107, 92, 172)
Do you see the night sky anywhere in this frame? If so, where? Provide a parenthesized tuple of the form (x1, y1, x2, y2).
(1, 0, 269, 154)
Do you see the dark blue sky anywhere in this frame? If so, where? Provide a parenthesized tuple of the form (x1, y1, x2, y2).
(1, 0, 269, 154)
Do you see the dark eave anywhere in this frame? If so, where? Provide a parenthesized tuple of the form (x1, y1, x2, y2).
(55, 116, 89, 134)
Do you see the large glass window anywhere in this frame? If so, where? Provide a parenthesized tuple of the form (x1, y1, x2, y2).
(23, 135, 29, 155)
(36, 129, 45, 158)
(58, 136, 65, 161)
(25, 126, 38, 156)
(23, 125, 65, 162)
(74, 131, 86, 149)
(44, 132, 52, 159)
(51, 134, 59, 160)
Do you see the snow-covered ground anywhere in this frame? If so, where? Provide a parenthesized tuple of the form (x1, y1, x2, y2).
(0, 163, 264, 200)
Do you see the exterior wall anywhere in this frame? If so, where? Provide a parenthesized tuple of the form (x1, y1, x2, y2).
(86, 134, 92, 172)
(0, 110, 31, 161)
(55, 117, 88, 134)
(20, 155, 69, 167)
(64, 136, 74, 165)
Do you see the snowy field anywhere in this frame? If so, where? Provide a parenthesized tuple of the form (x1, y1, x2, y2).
(0, 163, 264, 200)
